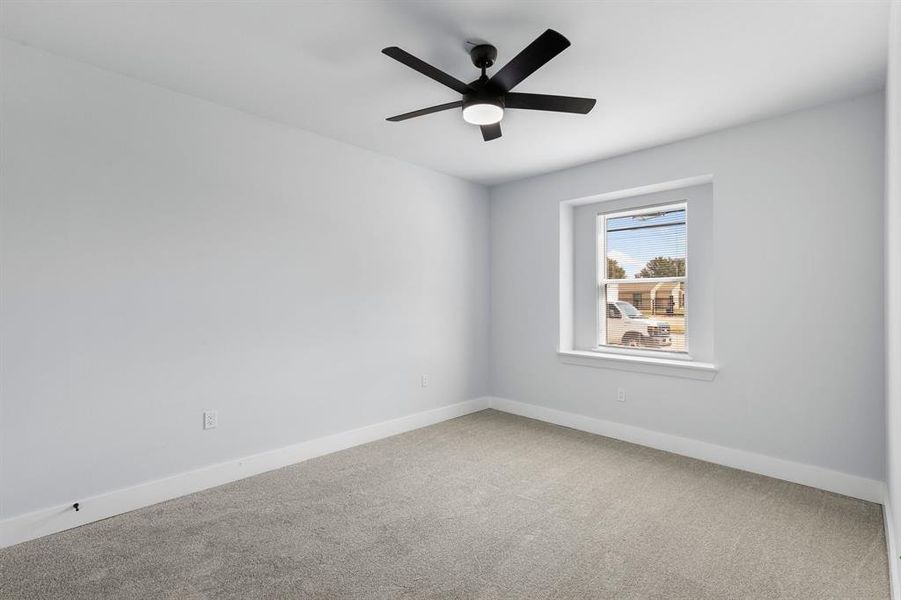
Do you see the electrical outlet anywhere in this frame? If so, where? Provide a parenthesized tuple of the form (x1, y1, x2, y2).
(421, 374, 429, 388)
(617, 388, 626, 402)
(203, 410, 218, 430)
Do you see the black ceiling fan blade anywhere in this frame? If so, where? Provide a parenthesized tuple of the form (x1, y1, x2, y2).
(481, 123, 502, 141)
(386, 101, 463, 122)
(382, 47, 471, 94)
(488, 29, 570, 92)
(505, 92, 596, 114)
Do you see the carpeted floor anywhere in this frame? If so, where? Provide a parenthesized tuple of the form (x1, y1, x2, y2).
(0, 409, 890, 599)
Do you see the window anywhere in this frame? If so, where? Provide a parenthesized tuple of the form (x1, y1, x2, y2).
(597, 203, 687, 354)
(559, 179, 714, 378)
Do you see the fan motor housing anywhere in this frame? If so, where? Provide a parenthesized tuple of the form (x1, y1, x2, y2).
(469, 44, 497, 69)
(462, 89, 505, 112)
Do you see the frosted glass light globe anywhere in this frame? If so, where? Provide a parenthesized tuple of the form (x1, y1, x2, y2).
(462, 103, 504, 125)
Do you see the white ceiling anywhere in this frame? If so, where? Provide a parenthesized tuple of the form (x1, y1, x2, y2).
(0, 1, 890, 185)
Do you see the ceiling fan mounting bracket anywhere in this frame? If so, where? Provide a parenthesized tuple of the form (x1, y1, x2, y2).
(469, 44, 497, 69)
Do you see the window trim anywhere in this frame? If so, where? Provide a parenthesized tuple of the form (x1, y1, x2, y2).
(595, 201, 690, 357)
(557, 349, 717, 381)
(557, 174, 717, 380)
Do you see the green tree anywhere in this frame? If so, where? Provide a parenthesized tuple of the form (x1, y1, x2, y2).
(636, 256, 685, 278)
(606, 258, 626, 279)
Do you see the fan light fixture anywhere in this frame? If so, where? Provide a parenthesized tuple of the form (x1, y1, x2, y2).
(462, 102, 504, 125)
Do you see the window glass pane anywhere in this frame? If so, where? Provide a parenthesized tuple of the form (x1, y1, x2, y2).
(602, 281, 686, 353)
(605, 208, 686, 280)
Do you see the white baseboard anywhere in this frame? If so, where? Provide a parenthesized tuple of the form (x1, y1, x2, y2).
(0, 397, 490, 549)
(2, 396, 884, 549)
(487, 397, 884, 504)
(885, 489, 901, 600)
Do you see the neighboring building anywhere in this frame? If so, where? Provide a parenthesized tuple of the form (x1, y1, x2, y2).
(607, 281, 685, 315)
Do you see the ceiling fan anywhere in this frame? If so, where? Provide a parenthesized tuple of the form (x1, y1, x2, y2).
(382, 29, 596, 141)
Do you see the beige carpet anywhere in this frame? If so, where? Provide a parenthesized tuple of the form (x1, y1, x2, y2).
(0, 409, 890, 599)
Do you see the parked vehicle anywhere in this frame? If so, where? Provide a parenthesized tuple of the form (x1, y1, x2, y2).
(605, 301, 672, 348)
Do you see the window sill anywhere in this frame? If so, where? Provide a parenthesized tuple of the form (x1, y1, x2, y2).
(557, 350, 718, 381)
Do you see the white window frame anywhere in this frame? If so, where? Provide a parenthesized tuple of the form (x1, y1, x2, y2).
(595, 201, 689, 358)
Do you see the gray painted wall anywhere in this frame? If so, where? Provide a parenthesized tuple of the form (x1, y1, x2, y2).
(0, 41, 490, 518)
(885, 0, 901, 568)
(490, 92, 886, 480)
